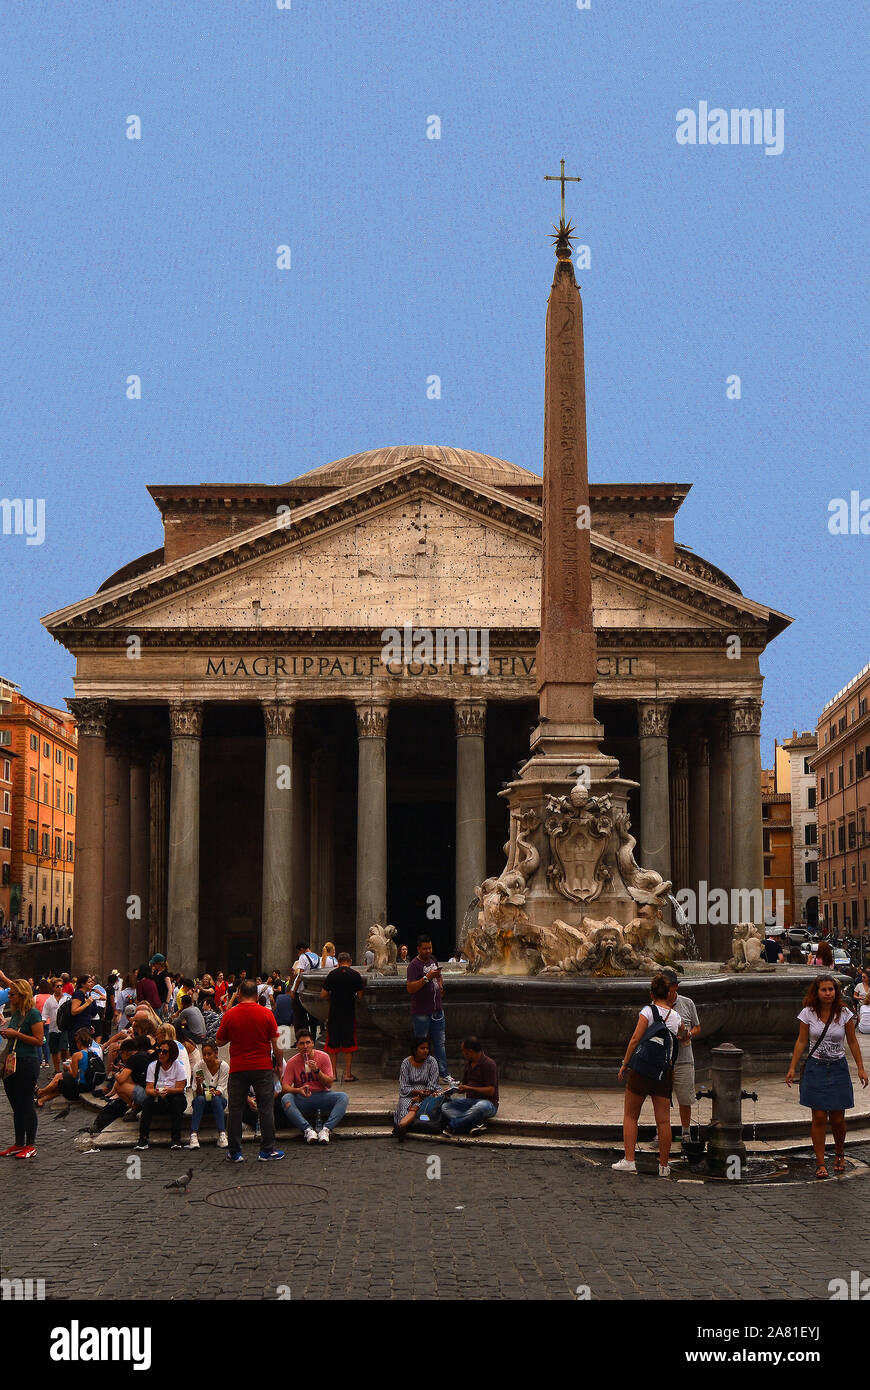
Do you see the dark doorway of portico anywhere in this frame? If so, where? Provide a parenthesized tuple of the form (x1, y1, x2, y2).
(387, 704, 455, 961)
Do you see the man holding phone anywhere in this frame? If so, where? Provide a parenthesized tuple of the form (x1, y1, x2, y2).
(406, 935, 457, 1086)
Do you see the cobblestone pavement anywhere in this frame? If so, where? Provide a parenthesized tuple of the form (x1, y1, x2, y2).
(3, 1114, 867, 1302)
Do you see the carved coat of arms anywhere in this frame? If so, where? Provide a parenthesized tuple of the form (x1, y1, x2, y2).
(544, 785, 614, 904)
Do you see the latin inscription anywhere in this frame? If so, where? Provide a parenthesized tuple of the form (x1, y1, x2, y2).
(204, 654, 640, 678)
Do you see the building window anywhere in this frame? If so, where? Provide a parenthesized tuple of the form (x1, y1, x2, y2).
(27, 828, 35, 852)
(55, 784, 61, 809)
(849, 759, 854, 783)
(804, 757, 812, 774)
(862, 698, 868, 716)
(808, 787, 816, 809)
(67, 791, 74, 814)
(68, 755, 74, 771)
(830, 773, 835, 797)
(1, 829, 9, 849)
(67, 840, 73, 861)
(839, 717, 847, 734)
(849, 822, 857, 849)
(55, 748, 61, 764)
(54, 835, 62, 859)
(1, 792, 7, 814)
(824, 872, 828, 888)
(805, 861, 818, 884)
(838, 766, 844, 790)
(41, 875, 47, 892)
(42, 779, 48, 804)
(821, 832, 827, 857)
(864, 863, 868, 884)
(41, 831, 49, 856)
(852, 865, 857, 884)
(859, 751, 866, 779)
(29, 733, 37, 751)
(2, 759, 8, 781)
(838, 826, 846, 852)
(805, 823, 817, 845)
(832, 870, 837, 887)
(43, 741, 49, 757)
(763, 829, 771, 852)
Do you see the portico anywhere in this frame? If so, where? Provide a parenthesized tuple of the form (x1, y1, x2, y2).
(45, 447, 789, 975)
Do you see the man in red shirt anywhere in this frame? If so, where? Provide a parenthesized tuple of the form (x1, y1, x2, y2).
(279, 1029, 349, 1144)
(216, 979, 285, 1162)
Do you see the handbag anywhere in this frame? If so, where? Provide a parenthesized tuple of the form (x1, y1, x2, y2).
(0, 1031, 19, 1080)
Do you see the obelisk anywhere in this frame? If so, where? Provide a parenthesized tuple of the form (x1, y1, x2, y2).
(498, 179, 639, 927)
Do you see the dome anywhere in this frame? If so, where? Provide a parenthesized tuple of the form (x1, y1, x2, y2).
(293, 445, 542, 490)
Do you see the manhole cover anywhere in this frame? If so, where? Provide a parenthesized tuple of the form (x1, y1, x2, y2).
(205, 1183, 328, 1209)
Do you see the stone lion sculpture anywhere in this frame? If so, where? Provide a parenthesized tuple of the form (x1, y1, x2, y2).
(366, 922, 398, 975)
(728, 922, 769, 971)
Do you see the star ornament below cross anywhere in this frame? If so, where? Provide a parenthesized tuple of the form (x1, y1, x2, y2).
(550, 218, 577, 261)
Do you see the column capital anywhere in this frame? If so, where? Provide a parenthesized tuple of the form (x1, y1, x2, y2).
(671, 747, 689, 778)
(355, 701, 389, 739)
(638, 700, 671, 739)
(262, 700, 295, 739)
(67, 698, 110, 738)
(729, 697, 762, 737)
(168, 700, 203, 739)
(454, 698, 487, 738)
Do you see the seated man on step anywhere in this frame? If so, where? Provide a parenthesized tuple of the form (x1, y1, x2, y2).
(440, 1036, 499, 1137)
(279, 1029, 349, 1144)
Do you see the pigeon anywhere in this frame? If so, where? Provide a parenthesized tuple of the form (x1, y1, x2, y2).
(53, 1102, 71, 1121)
(164, 1168, 194, 1194)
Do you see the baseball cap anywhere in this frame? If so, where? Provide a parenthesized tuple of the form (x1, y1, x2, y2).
(149, 953, 166, 965)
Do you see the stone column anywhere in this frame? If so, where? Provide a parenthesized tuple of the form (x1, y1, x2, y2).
(688, 732, 711, 894)
(103, 724, 131, 978)
(167, 701, 203, 977)
(355, 701, 389, 963)
(261, 700, 294, 973)
(309, 746, 335, 953)
(709, 708, 732, 906)
(638, 701, 672, 885)
(67, 699, 109, 976)
(730, 697, 764, 926)
(148, 749, 167, 961)
(129, 747, 150, 972)
(455, 699, 487, 946)
(669, 747, 689, 893)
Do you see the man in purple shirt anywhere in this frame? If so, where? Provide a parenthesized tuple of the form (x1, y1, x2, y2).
(440, 1037, 499, 1136)
(405, 934, 457, 1085)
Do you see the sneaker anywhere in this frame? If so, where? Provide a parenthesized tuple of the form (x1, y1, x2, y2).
(188, 1134, 200, 1150)
(122, 1109, 139, 1122)
(0, 1145, 24, 1157)
(226, 1151, 244, 1163)
(170, 1143, 184, 1150)
(441, 1125, 456, 1138)
(658, 1164, 672, 1178)
(134, 1140, 149, 1151)
(317, 1128, 330, 1144)
(258, 1149, 285, 1161)
(391, 1124, 406, 1142)
(469, 1124, 487, 1136)
(611, 1158, 637, 1173)
(14, 1146, 36, 1159)
(304, 1127, 317, 1144)
(217, 1132, 228, 1148)
(441, 1075, 460, 1087)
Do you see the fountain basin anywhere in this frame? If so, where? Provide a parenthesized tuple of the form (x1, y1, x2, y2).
(301, 964, 844, 1087)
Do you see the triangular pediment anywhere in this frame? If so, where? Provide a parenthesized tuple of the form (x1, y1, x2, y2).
(42, 456, 790, 644)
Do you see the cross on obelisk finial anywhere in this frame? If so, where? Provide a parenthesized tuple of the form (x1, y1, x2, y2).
(544, 157, 581, 225)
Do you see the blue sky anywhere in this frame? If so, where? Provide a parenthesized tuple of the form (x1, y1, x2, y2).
(1, 0, 866, 761)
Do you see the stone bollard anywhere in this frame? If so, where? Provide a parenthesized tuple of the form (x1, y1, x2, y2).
(704, 1042, 747, 1178)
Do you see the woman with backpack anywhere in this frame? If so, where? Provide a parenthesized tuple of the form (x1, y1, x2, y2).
(612, 972, 685, 1178)
(786, 974, 868, 1178)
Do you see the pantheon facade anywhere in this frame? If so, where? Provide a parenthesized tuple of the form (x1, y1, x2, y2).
(44, 445, 790, 976)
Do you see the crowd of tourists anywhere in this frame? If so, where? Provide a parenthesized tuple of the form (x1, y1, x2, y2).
(0, 933, 499, 1159)
(4, 933, 868, 1171)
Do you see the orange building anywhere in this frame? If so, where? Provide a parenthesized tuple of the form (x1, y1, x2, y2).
(812, 661, 870, 937)
(0, 676, 18, 930)
(761, 763, 793, 927)
(0, 692, 78, 934)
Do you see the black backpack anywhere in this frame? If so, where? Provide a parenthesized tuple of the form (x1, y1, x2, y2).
(628, 1004, 679, 1081)
(55, 995, 74, 1035)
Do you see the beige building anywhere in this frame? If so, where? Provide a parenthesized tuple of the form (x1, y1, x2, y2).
(780, 730, 819, 929)
(43, 446, 790, 976)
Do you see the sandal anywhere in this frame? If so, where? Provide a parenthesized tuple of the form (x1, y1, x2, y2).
(815, 1164, 829, 1179)
(834, 1153, 846, 1173)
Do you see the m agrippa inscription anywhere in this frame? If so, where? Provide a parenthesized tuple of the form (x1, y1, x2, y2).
(203, 652, 642, 679)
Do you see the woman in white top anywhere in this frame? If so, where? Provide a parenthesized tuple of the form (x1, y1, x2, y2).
(613, 972, 686, 1179)
(135, 1040, 187, 1151)
(786, 974, 868, 1178)
(188, 1041, 230, 1149)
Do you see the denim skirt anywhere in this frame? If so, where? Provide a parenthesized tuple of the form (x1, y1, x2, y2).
(799, 1055, 854, 1111)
